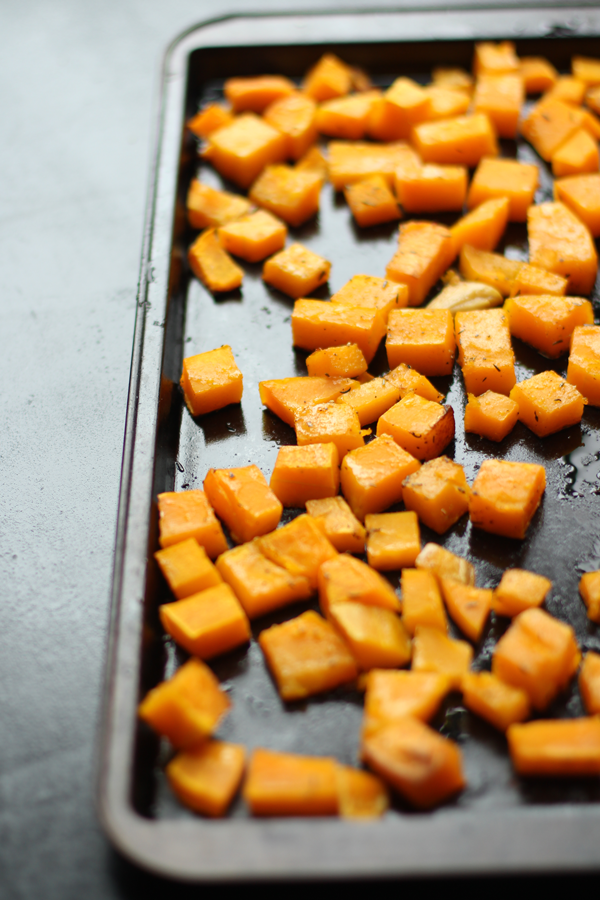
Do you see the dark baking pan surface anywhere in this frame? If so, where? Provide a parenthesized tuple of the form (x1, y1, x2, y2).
(99, 7, 600, 882)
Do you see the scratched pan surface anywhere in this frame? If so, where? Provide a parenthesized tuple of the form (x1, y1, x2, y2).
(99, 8, 600, 882)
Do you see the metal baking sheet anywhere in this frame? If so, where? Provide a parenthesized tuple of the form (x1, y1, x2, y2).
(98, 8, 600, 881)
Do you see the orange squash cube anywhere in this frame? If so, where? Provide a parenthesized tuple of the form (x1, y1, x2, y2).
(188, 229, 244, 293)
(294, 401, 364, 458)
(521, 97, 584, 161)
(331, 274, 409, 324)
(270, 442, 340, 508)
(554, 172, 600, 237)
(364, 511, 421, 571)
(467, 157, 538, 222)
(258, 609, 358, 701)
(263, 91, 318, 160)
(386, 221, 454, 307)
(203, 465, 282, 544)
(415, 542, 475, 587)
(329, 602, 411, 671)
(386, 308, 456, 376)
(384, 363, 444, 403)
(411, 625, 473, 689)
(336, 376, 401, 427)
(303, 53, 353, 101)
(180, 345, 243, 417)
(336, 765, 389, 819)
(377, 393, 455, 462)
(187, 103, 233, 138)
(295, 144, 328, 178)
(202, 113, 287, 189)
(510, 370, 586, 438)
(318, 553, 400, 617)
(462, 672, 530, 732)
(474, 41, 520, 77)
(138, 658, 231, 749)
(579, 570, 600, 623)
(450, 197, 509, 255)
(344, 174, 401, 227)
(157, 490, 228, 557)
(394, 162, 468, 214)
(507, 718, 600, 776)
(528, 201, 598, 295)
(363, 669, 450, 729)
(257, 513, 337, 590)
(224, 75, 295, 113)
(552, 128, 599, 177)
(305, 496, 366, 554)
(469, 459, 545, 539)
(412, 113, 498, 167)
(340, 434, 421, 521)
(519, 56, 558, 94)
(249, 165, 323, 227)
(159, 582, 251, 660)
(579, 651, 600, 714)
(244, 748, 339, 816)
(439, 579, 492, 643)
(431, 67, 474, 93)
(292, 299, 386, 363)
(263, 243, 330, 299)
(509, 264, 568, 297)
(328, 140, 419, 190)
(217, 209, 287, 263)
(316, 90, 382, 140)
(504, 293, 593, 358)
(166, 740, 246, 817)
(492, 607, 580, 709)
(306, 343, 368, 379)
(154, 538, 222, 600)
(455, 308, 516, 395)
(573, 55, 600, 87)
(459, 245, 522, 296)
(402, 456, 470, 534)
(423, 84, 470, 120)
(567, 324, 600, 405)
(186, 180, 251, 230)
(259, 375, 354, 427)
(473, 73, 524, 139)
(400, 568, 447, 636)
(464, 390, 519, 442)
(492, 568, 552, 618)
(216, 541, 311, 620)
(370, 77, 432, 141)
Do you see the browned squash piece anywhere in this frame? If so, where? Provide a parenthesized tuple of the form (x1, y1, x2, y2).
(415, 542, 475, 587)
(459, 245, 522, 297)
(464, 390, 519, 442)
(510, 370, 586, 438)
(257, 513, 338, 590)
(439, 579, 492, 643)
(473, 73, 524, 139)
(327, 140, 419, 190)
(340, 434, 421, 521)
(363, 669, 450, 730)
(138, 657, 231, 749)
(402, 456, 470, 534)
(377, 393, 455, 462)
(504, 293, 594, 358)
(263, 243, 330, 299)
(249, 164, 322, 227)
(507, 718, 600, 776)
(364, 511, 420, 572)
(216, 540, 311, 620)
(244, 748, 339, 815)
(155, 538, 222, 600)
(316, 90, 381, 140)
(263, 91, 318, 160)
(303, 53, 353, 101)
(469, 459, 545, 540)
(336, 765, 389, 818)
(202, 113, 287, 189)
(258, 609, 358, 701)
(493, 568, 552, 618)
(519, 57, 558, 94)
(384, 363, 444, 403)
(510, 264, 568, 297)
(186, 180, 251, 230)
(554, 172, 600, 237)
(520, 97, 585, 161)
(336, 376, 401, 427)
(467, 158, 538, 222)
(258, 375, 354, 427)
(455, 308, 516, 395)
(159, 582, 251, 660)
(394, 162, 468, 214)
(157, 489, 228, 557)
(462, 672, 530, 732)
(579, 570, 600, 623)
(188, 229, 244, 293)
(187, 103, 233, 138)
(411, 626, 473, 690)
(474, 41, 520, 76)
(329, 602, 411, 671)
(492, 608, 580, 709)
(344, 174, 401, 227)
(166, 740, 246, 817)
(400, 569, 448, 636)
(181, 345, 243, 417)
(579, 651, 600, 714)
(331, 274, 409, 324)
(412, 113, 498, 167)
(294, 401, 364, 458)
(386, 308, 456, 376)
(450, 197, 509, 256)
(306, 343, 368, 379)
(224, 75, 295, 113)
(203, 465, 282, 543)
(368, 78, 431, 141)
(270, 442, 340, 508)
(318, 553, 400, 618)
(567, 324, 600, 405)
(217, 209, 287, 263)
(551, 128, 599, 177)
(386, 221, 455, 306)
(292, 299, 386, 364)
(305, 496, 366, 554)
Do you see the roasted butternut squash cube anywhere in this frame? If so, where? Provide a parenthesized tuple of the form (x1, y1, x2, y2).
(202, 113, 287, 189)
(188, 229, 244, 293)
(336, 764, 389, 819)
(157, 490, 228, 557)
(187, 103, 233, 138)
(318, 553, 400, 617)
(329, 602, 411, 671)
(294, 401, 364, 458)
(263, 243, 330, 299)
(377, 393, 455, 462)
(362, 717, 465, 809)
(552, 128, 599, 178)
(573, 55, 600, 87)
(528, 201, 598, 295)
(369, 78, 431, 141)
(295, 144, 328, 178)
(386, 308, 456, 376)
(258, 609, 358, 701)
(510, 370, 586, 438)
(244, 747, 339, 816)
(336, 376, 401, 427)
(249, 165, 323, 227)
(384, 363, 444, 403)
(180, 345, 243, 417)
(431, 67, 474, 93)
(473, 73, 524, 139)
(166, 740, 245, 817)
(138, 658, 231, 749)
(411, 626, 473, 690)
(504, 293, 593, 358)
(510, 264, 568, 297)
(394, 162, 468, 214)
(464, 390, 519, 442)
(257, 513, 338, 590)
(316, 90, 382, 140)
(270, 442, 340, 508)
(155, 538, 222, 600)
(305, 496, 366, 554)
(467, 158, 538, 222)
(492, 568, 552, 617)
(340, 434, 421, 521)
(519, 56, 558, 94)
(579, 651, 600, 714)
(331, 274, 409, 324)
(521, 97, 584, 161)
(186, 180, 252, 230)
(328, 140, 418, 190)
(303, 53, 353, 102)
(306, 343, 368, 379)
(203, 465, 282, 544)
(507, 718, 600, 776)
(567, 324, 600, 404)
(365, 511, 421, 571)
(259, 375, 355, 427)
(292, 299, 386, 364)
(401, 568, 448, 636)
(216, 540, 311, 620)
(415, 542, 475, 586)
(492, 607, 580, 709)
(462, 672, 530, 732)
(412, 113, 498, 167)
(217, 209, 287, 263)
(402, 456, 470, 534)
(554, 172, 600, 237)
(579, 570, 600, 623)
(474, 41, 520, 77)
(439, 579, 492, 643)
(455, 308, 516, 395)
(344, 174, 401, 227)
(450, 197, 509, 255)
(469, 459, 545, 539)
(423, 84, 471, 120)
(386, 221, 454, 307)
(224, 75, 295, 113)
(159, 583, 251, 660)
(459, 245, 522, 297)
(263, 91, 318, 160)
(363, 669, 450, 729)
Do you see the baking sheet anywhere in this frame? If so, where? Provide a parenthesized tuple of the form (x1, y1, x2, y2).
(99, 8, 600, 881)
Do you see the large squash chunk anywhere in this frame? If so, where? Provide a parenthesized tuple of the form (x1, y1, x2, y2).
(463, 390, 519, 442)
(202, 113, 287, 189)
(224, 75, 295, 113)
(328, 602, 411, 671)
(400, 568, 448, 636)
(469, 459, 545, 539)
(305, 343, 368, 379)
(331, 274, 409, 324)
(386, 221, 454, 306)
(263, 91, 318, 160)
(157, 490, 228, 558)
(294, 401, 364, 458)
(411, 113, 498, 167)
(166, 740, 246, 817)
(259, 375, 355, 427)
(411, 626, 473, 689)
(155, 539, 222, 600)
(340, 434, 421, 521)
(492, 568, 552, 618)
(579, 570, 600, 623)
(336, 376, 402, 427)
(402, 456, 471, 534)
(364, 510, 421, 571)
(292, 299, 386, 363)
(363, 669, 450, 729)
(217, 209, 287, 263)
(269, 442, 340, 508)
(473, 73, 524, 139)
(249, 164, 323, 226)
(507, 718, 600, 776)
(386, 308, 456, 376)
(257, 513, 337, 590)
(305, 496, 366, 554)
(504, 293, 594, 358)
(510, 370, 586, 437)
(554, 172, 600, 237)
(203, 465, 282, 543)
(455, 308, 516, 395)
(527, 201, 598, 295)
(567, 324, 600, 405)
(243, 748, 338, 816)
(415, 542, 475, 586)
(344, 175, 401, 227)
(318, 553, 400, 616)
(188, 229, 244, 293)
(462, 672, 530, 732)
(439, 579, 492, 643)
(467, 158, 538, 222)
(159, 583, 251, 660)
(377, 393, 455, 461)
(186, 180, 251, 229)
(181, 345, 243, 417)
(263, 243, 330, 298)
(327, 140, 418, 189)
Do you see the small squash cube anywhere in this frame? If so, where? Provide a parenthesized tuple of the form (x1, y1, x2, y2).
(327, 140, 419, 190)
(157, 490, 228, 557)
(579, 570, 600, 623)
(439, 579, 492, 643)
(510, 370, 586, 438)
(154, 538, 222, 600)
(386, 221, 455, 307)
(203, 465, 282, 544)
(224, 75, 295, 113)
(249, 165, 323, 227)
(401, 568, 447, 636)
(259, 375, 355, 428)
(364, 511, 421, 571)
(243, 748, 339, 816)
(292, 299, 386, 363)
(394, 162, 468, 214)
(461, 672, 530, 732)
(504, 293, 593, 358)
(316, 90, 382, 140)
(411, 113, 498, 167)
(138, 658, 230, 749)
(422, 84, 470, 120)
(331, 274, 409, 324)
(269, 442, 340, 508)
(370, 78, 431, 141)
(336, 376, 401, 427)
(263, 91, 318, 160)
(467, 158, 539, 222)
(527, 201, 598, 295)
(344, 174, 401, 227)
(455, 308, 516, 395)
(180, 345, 243, 417)
(411, 626, 473, 689)
(507, 718, 600, 776)
(554, 172, 600, 237)
(521, 97, 584, 161)
(217, 209, 287, 263)
(303, 53, 353, 101)
(306, 343, 368, 379)
(551, 128, 599, 178)
(257, 513, 338, 590)
(363, 669, 450, 729)
(202, 113, 287, 189)
(294, 402, 364, 458)
(492, 568, 552, 617)
(519, 56, 558, 94)
(340, 434, 421, 521)
(450, 197, 509, 255)
(187, 103, 233, 139)
(318, 553, 400, 617)
(329, 602, 411, 671)
(473, 73, 524, 139)
(188, 229, 244, 293)
(258, 609, 358, 701)
(166, 740, 246, 817)
(336, 765, 389, 819)
(402, 456, 470, 534)
(186, 180, 251, 230)
(384, 363, 444, 403)
(567, 324, 600, 405)
(474, 41, 520, 76)
(469, 459, 545, 539)
(159, 583, 251, 660)
(305, 496, 366, 554)
(263, 243, 330, 299)
(377, 393, 455, 461)
(509, 264, 568, 297)
(464, 390, 519, 442)
(386, 308, 456, 376)
(579, 651, 600, 714)
(415, 542, 475, 587)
